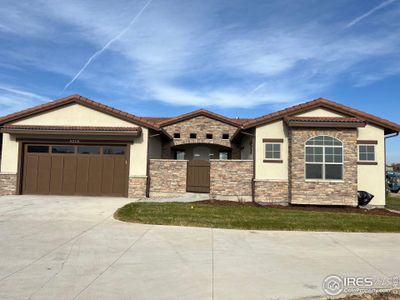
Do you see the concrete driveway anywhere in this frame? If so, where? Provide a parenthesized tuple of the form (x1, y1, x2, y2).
(0, 196, 399, 300)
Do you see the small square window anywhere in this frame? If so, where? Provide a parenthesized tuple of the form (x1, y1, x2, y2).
(222, 133, 229, 140)
(265, 143, 281, 160)
(219, 151, 229, 160)
(173, 133, 180, 139)
(206, 133, 213, 139)
(358, 144, 376, 161)
(175, 150, 185, 160)
(190, 133, 197, 139)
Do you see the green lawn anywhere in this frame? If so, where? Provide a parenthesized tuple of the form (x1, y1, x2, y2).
(114, 202, 400, 232)
(387, 195, 400, 210)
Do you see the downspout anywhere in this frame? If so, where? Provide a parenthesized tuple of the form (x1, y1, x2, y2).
(147, 132, 162, 198)
(384, 131, 399, 204)
(240, 130, 256, 203)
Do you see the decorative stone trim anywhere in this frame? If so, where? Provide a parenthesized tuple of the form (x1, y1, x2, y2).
(149, 159, 187, 194)
(254, 180, 289, 203)
(289, 128, 358, 206)
(210, 160, 253, 201)
(128, 176, 147, 198)
(0, 173, 17, 196)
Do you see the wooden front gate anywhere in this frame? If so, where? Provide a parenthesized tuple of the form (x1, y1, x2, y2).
(187, 160, 210, 193)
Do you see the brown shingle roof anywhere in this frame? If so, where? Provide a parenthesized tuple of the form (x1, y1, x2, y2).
(243, 98, 400, 134)
(1, 124, 142, 136)
(284, 116, 366, 128)
(0, 94, 160, 130)
(0, 95, 398, 135)
(156, 109, 242, 127)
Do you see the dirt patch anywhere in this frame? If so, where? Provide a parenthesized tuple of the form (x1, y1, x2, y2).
(194, 200, 400, 217)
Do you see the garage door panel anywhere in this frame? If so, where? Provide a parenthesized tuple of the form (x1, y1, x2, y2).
(101, 157, 114, 195)
(37, 156, 51, 194)
(112, 157, 126, 195)
(88, 157, 102, 195)
(76, 157, 90, 194)
(23, 155, 39, 194)
(50, 156, 63, 194)
(61, 156, 77, 195)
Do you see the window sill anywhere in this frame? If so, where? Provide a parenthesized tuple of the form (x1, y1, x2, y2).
(305, 179, 344, 183)
(263, 159, 283, 163)
(357, 161, 378, 165)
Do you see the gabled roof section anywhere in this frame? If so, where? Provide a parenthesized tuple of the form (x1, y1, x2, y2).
(243, 98, 400, 134)
(0, 94, 160, 130)
(157, 109, 242, 128)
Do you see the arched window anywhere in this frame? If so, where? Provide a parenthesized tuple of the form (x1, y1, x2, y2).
(305, 136, 343, 180)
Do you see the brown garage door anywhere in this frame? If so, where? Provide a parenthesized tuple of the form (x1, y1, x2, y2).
(22, 144, 128, 196)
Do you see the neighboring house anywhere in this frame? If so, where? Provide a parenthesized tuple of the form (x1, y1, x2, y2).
(0, 94, 398, 207)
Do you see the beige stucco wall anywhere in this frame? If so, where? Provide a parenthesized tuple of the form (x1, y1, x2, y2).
(13, 103, 136, 127)
(296, 108, 346, 117)
(255, 120, 288, 180)
(1, 103, 149, 177)
(357, 124, 386, 206)
(1, 133, 19, 173)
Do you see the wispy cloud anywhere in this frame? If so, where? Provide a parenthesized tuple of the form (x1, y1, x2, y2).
(0, 86, 49, 101)
(0, 85, 50, 115)
(0, 0, 400, 109)
(345, 0, 398, 28)
(61, 0, 153, 93)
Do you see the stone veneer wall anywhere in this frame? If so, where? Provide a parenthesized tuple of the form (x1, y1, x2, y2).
(210, 160, 253, 201)
(289, 128, 358, 206)
(161, 116, 240, 159)
(0, 173, 17, 196)
(254, 180, 289, 203)
(128, 176, 147, 198)
(149, 159, 187, 196)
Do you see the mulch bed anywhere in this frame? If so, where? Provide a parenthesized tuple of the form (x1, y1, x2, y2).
(194, 200, 400, 217)
(335, 289, 400, 299)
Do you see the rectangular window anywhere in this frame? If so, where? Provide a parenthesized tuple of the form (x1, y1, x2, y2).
(305, 141, 343, 180)
(358, 145, 375, 161)
(27, 145, 49, 153)
(206, 133, 213, 139)
(305, 164, 323, 179)
(175, 150, 185, 160)
(103, 146, 125, 155)
(52, 145, 75, 154)
(219, 151, 229, 160)
(78, 146, 100, 154)
(264, 143, 281, 160)
(173, 133, 181, 139)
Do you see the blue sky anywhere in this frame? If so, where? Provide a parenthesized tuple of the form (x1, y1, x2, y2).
(0, 0, 399, 162)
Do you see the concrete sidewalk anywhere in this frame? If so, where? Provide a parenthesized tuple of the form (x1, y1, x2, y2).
(0, 195, 399, 299)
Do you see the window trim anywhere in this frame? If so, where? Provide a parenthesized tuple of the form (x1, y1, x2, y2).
(264, 143, 281, 161)
(304, 135, 344, 181)
(357, 144, 376, 163)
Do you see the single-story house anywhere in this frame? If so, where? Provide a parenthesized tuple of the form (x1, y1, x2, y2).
(0, 94, 398, 207)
